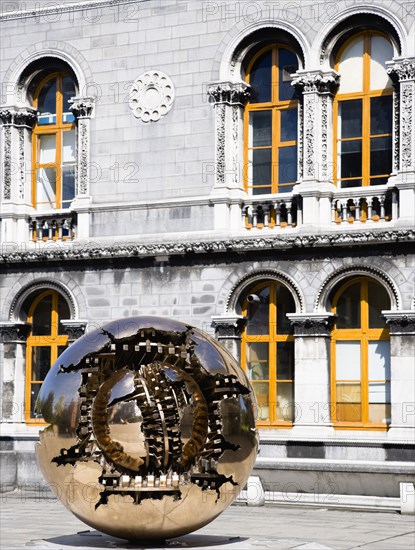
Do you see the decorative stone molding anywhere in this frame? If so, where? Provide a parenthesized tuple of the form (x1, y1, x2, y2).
(207, 81, 251, 106)
(287, 314, 336, 337)
(60, 319, 88, 342)
(1, 229, 414, 265)
(211, 315, 247, 339)
(0, 322, 31, 343)
(383, 311, 415, 335)
(129, 71, 174, 123)
(2, 125, 11, 200)
(0, 0, 132, 21)
(292, 72, 339, 96)
(69, 96, 95, 119)
(0, 107, 37, 127)
(387, 60, 415, 82)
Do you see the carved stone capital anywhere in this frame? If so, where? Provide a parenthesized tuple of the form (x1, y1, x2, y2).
(208, 81, 251, 106)
(382, 311, 415, 335)
(69, 96, 95, 119)
(287, 313, 336, 337)
(292, 71, 339, 95)
(387, 58, 415, 82)
(211, 315, 247, 339)
(60, 320, 88, 342)
(0, 322, 31, 343)
(0, 106, 37, 127)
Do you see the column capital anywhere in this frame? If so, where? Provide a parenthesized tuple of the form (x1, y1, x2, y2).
(292, 70, 339, 95)
(211, 315, 247, 339)
(382, 311, 415, 335)
(287, 313, 336, 337)
(60, 319, 88, 342)
(0, 106, 37, 128)
(207, 81, 251, 106)
(387, 57, 415, 82)
(69, 96, 95, 119)
(0, 322, 31, 343)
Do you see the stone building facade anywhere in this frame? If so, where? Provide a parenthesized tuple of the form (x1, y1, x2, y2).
(0, 0, 414, 510)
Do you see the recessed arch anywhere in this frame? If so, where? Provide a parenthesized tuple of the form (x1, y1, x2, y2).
(315, 265, 400, 313)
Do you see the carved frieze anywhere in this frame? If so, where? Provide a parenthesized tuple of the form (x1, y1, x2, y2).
(387, 60, 415, 83)
(129, 71, 174, 122)
(207, 81, 251, 106)
(69, 97, 95, 119)
(0, 323, 31, 343)
(400, 82, 414, 169)
(0, 107, 37, 127)
(60, 320, 88, 341)
(383, 312, 415, 335)
(292, 73, 339, 96)
(211, 316, 247, 339)
(2, 125, 11, 200)
(287, 314, 336, 337)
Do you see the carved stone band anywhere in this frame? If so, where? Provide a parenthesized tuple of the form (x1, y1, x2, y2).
(0, 107, 37, 127)
(207, 81, 251, 105)
(129, 71, 175, 122)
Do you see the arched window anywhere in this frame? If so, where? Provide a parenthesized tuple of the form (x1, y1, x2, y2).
(241, 281, 295, 425)
(334, 32, 393, 188)
(245, 46, 299, 195)
(331, 277, 391, 428)
(32, 72, 76, 210)
(26, 290, 69, 421)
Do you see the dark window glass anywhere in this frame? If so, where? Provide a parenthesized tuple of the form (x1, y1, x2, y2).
(278, 49, 298, 101)
(276, 341, 294, 380)
(58, 296, 70, 335)
(341, 140, 362, 179)
(31, 346, 51, 381)
(340, 100, 362, 138)
(30, 384, 42, 418)
(279, 146, 297, 185)
(370, 136, 392, 176)
(32, 294, 52, 335)
(336, 283, 361, 328)
(276, 285, 295, 334)
(280, 108, 297, 142)
(250, 110, 272, 147)
(250, 51, 272, 103)
(37, 78, 57, 125)
(62, 166, 76, 206)
(62, 76, 76, 123)
(251, 148, 272, 188)
(341, 179, 362, 188)
(370, 96, 392, 135)
(246, 286, 270, 335)
(368, 282, 390, 328)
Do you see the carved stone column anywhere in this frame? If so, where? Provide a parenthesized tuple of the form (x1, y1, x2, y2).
(0, 322, 31, 423)
(60, 319, 88, 344)
(207, 82, 250, 231)
(211, 315, 247, 363)
(292, 71, 339, 226)
(382, 311, 415, 439)
(287, 313, 336, 434)
(69, 97, 95, 240)
(0, 107, 37, 243)
(387, 58, 415, 224)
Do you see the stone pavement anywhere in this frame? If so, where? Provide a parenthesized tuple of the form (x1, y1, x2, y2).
(0, 490, 414, 550)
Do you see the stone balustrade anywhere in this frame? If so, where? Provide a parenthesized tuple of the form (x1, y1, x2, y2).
(29, 213, 77, 242)
(331, 185, 397, 225)
(243, 194, 302, 230)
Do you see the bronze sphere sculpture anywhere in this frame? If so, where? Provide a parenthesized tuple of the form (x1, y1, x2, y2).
(36, 316, 258, 540)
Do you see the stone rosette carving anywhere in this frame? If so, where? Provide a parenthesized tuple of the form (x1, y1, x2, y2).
(207, 81, 251, 106)
(129, 71, 174, 123)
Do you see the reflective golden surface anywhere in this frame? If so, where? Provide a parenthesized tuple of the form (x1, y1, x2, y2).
(36, 316, 258, 541)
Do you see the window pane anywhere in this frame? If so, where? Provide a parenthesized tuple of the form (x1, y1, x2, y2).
(38, 134, 56, 164)
(249, 148, 272, 188)
(30, 384, 42, 418)
(368, 282, 390, 328)
(246, 342, 269, 380)
(32, 294, 52, 335)
(252, 381, 269, 421)
(338, 36, 364, 93)
(36, 168, 56, 210)
(370, 36, 393, 91)
(276, 285, 295, 334)
(37, 77, 56, 125)
(370, 136, 392, 176)
(31, 346, 51, 381)
(340, 140, 362, 179)
(369, 403, 391, 424)
(58, 296, 70, 335)
(336, 383, 361, 422)
(276, 382, 294, 421)
(280, 108, 297, 142)
(278, 48, 298, 101)
(369, 381, 391, 403)
(339, 100, 362, 138)
(62, 166, 75, 206)
(368, 341, 390, 380)
(276, 341, 294, 380)
(278, 146, 297, 184)
(246, 286, 269, 335)
(371, 96, 392, 135)
(336, 282, 361, 328)
(341, 179, 362, 189)
(336, 341, 361, 380)
(249, 51, 272, 103)
(249, 111, 272, 147)
(62, 76, 76, 123)
(63, 130, 76, 163)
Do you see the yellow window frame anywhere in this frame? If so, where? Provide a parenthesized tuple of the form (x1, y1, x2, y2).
(333, 31, 393, 187)
(25, 290, 68, 423)
(330, 277, 390, 430)
(241, 281, 294, 427)
(244, 45, 299, 195)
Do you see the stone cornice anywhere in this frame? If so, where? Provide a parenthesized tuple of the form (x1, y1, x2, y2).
(0, 106, 37, 128)
(287, 313, 336, 337)
(0, 229, 413, 265)
(0, 322, 31, 342)
(208, 81, 251, 106)
(292, 70, 340, 95)
(387, 58, 415, 82)
(383, 310, 415, 334)
(69, 97, 95, 119)
(211, 315, 247, 338)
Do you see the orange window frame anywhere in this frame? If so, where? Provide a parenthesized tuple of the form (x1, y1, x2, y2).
(241, 281, 294, 427)
(244, 45, 299, 195)
(330, 277, 390, 430)
(32, 72, 75, 210)
(25, 290, 68, 423)
(333, 31, 393, 187)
